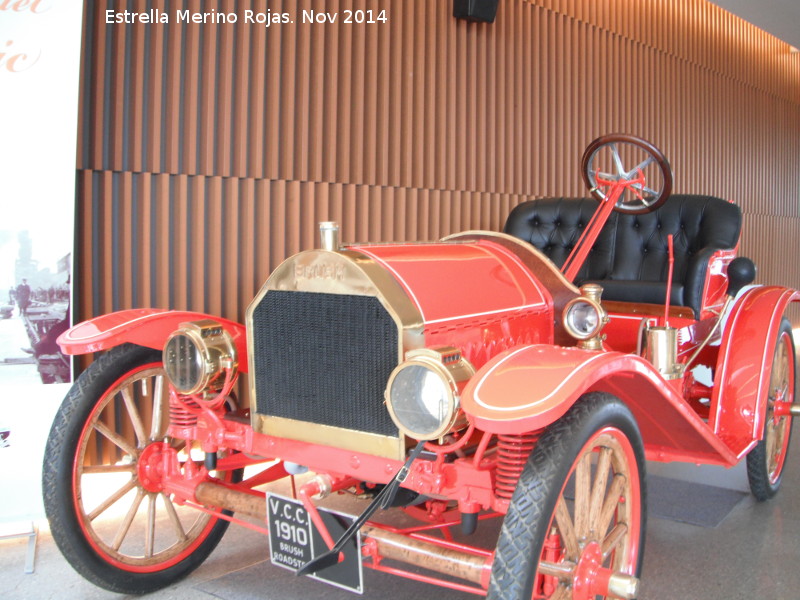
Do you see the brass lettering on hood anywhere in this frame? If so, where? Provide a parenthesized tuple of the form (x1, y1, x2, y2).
(294, 262, 346, 282)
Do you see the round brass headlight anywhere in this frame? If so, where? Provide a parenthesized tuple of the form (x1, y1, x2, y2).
(163, 320, 237, 395)
(385, 348, 474, 441)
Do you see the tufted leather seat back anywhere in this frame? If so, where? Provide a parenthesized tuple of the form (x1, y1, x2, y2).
(503, 194, 742, 316)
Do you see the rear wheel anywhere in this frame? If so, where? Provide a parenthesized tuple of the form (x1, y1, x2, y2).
(488, 393, 646, 600)
(42, 343, 239, 594)
(747, 319, 795, 501)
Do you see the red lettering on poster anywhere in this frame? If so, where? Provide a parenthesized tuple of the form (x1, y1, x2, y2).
(0, 40, 40, 72)
(0, 0, 50, 14)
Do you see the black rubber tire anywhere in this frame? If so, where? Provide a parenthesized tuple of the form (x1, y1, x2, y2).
(747, 319, 796, 501)
(42, 343, 236, 594)
(487, 392, 647, 600)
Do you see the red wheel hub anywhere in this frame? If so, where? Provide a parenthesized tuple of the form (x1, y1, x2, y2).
(572, 541, 616, 600)
(567, 540, 639, 600)
(137, 442, 170, 493)
(572, 541, 602, 600)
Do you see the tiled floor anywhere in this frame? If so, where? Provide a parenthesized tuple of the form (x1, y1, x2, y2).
(2, 435, 800, 600)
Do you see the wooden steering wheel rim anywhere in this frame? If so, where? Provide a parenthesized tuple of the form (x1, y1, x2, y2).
(581, 133, 673, 214)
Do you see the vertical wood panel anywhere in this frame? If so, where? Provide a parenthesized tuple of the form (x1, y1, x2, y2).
(146, 9, 164, 173)
(76, 0, 800, 327)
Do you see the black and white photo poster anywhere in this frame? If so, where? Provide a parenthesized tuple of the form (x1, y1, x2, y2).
(0, 0, 83, 524)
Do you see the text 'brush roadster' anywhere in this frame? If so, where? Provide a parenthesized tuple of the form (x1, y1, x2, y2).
(45, 135, 799, 599)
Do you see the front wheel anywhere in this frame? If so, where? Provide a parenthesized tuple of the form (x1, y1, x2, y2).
(42, 343, 238, 594)
(747, 319, 796, 501)
(488, 392, 646, 600)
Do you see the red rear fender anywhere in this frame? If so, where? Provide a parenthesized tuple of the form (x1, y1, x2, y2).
(57, 309, 248, 371)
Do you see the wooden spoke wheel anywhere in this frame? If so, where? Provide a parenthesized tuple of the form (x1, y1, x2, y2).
(42, 344, 239, 594)
(488, 393, 646, 600)
(747, 319, 796, 501)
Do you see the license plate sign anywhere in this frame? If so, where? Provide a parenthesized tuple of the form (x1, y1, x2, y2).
(267, 493, 363, 594)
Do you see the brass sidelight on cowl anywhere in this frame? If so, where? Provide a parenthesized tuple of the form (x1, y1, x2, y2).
(562, 283, 608, 350)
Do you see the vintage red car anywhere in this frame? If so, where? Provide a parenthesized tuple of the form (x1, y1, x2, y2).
(44, 135, 798, 599)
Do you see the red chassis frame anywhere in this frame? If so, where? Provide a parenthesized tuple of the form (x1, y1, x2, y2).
(56, 145, 799, 598)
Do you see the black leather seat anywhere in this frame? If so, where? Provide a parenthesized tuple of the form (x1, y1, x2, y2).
(503, 194, 742, 317)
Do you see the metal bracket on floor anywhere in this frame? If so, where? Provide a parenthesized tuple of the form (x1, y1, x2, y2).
(0, 521, 38, 573)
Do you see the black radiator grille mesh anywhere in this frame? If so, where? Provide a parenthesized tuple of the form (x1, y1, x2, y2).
(251, 290, 400, 436)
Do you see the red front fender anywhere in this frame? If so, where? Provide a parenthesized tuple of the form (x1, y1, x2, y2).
(57, 309, 248, 371)
(462, 346, 650, 433)
(462, 344, 738, 465)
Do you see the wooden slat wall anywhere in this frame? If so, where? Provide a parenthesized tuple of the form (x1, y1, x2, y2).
(76, 0, 800, 325)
